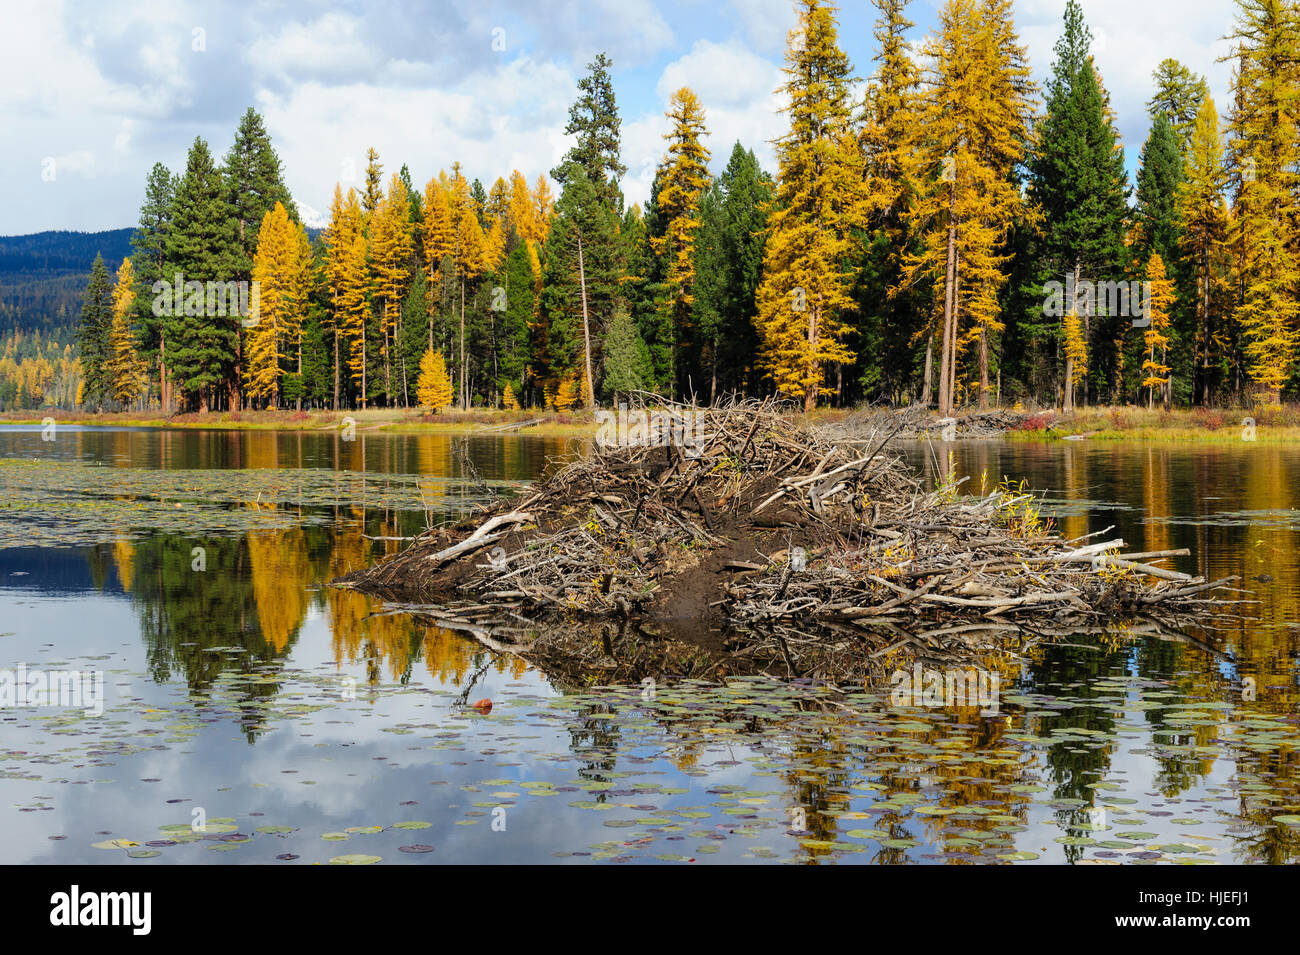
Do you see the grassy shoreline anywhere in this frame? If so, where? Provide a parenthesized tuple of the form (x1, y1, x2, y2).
(1005, 404, 1300, 444)
(3, 403, 1299, 443)
(0, 407, 597, 437)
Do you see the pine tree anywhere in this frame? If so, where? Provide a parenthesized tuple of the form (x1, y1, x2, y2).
(106, 257, 146, 407)
(130, 162, 176, 410)
(397, 268, 430, 405)
(223, 108, 295, 412)
(693, 143, 773, 399)
(1028, 0, 1129, 410)
(1148, 59, 1210, 156)
(754, 0, 864, 412)
(497, 242, 534, 400)
(601, 309, 653, 400)
(1134, 114, 1184, 270)
(1179, 96, 1229, 402)
(224, 107, 296, 264)
(77, 254, 113, 410)
(552, 52, 626, 211)
(540, 167, 620, 405)
(416, 347, 453, 410)
(161, 136, 242, 411)
(1226, 0, 1300, 403)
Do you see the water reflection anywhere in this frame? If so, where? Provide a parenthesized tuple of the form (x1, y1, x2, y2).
(0, 432, 1296, 864)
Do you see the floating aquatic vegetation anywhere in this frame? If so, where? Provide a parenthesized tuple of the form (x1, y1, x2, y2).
(0, 458, 519, 549)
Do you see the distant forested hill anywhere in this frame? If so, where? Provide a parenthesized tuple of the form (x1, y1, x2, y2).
(0, 229, 134, 336)
(0, 229, 133, 273)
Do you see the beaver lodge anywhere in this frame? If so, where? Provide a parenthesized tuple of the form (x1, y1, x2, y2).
(339, 397, 1242, 686)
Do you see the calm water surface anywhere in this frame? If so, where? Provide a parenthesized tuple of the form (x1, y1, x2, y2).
(1, 428, 1297, 864)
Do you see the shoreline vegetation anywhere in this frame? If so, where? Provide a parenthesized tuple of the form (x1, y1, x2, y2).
(5, 402, 1300, 444)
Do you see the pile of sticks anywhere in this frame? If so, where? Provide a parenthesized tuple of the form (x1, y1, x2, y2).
(342, 396, 1239, 649)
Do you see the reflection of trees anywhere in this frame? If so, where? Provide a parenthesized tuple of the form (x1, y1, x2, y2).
(120, 535, 281, 741)
(247, 524, 310, 653)
(112, 540, 136, 594)
(1023, 643, 1123, 863)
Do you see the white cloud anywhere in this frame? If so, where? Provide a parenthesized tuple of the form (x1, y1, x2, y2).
(622, 39, 786, 208)
(258, 55, 578, 217)
(246, 13, 381, 86)
(0, 0, 1253, 234)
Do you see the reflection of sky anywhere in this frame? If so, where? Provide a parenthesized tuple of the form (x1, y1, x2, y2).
(0, 584, 783, 864)
(1, 577, 1289, 865)
(1, 433, 1297, 864)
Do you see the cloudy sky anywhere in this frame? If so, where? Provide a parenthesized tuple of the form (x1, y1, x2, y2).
(2, 0, 1237, 235)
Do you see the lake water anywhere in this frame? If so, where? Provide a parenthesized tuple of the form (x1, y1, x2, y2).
(1, 427, 1297, 865)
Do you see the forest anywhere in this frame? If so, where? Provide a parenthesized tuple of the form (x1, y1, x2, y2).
(48, 0, 1300, 417)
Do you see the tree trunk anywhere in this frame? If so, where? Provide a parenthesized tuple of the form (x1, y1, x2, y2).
(577, 234, 596, 409)
(383, 309, 392, 407)
(978, 326, 989, 410)
(709, 343, 717, 406)
(804, 301, 820, 413)
(1200, 242, 1210, 404)
(921, 330, 934, 407)
(460, 278, 467, 409)
(232, 331, 242, 412)
(1064, 352, 1074, 413)
(160, 333, 168, 414)
(938, 218, 957, 417)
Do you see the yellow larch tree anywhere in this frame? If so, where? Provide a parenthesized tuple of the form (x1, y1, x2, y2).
(338, 231, 371, 406)
(323, 185, 365, 409)
(754, 0, 864, 412)
(449, 162, 493, 407)
(1226, 0, 1300, 404)
(651, 87, 711, 391)
(245, 201, 307, 406)
(533, 174, 555, 244)
(902, 0, 1034, 414)
(1141, 253, 1176, 408)
(1179, 96, 1229, 402)
(370, 173, 414, 403)
(416, 347, 453, 411)
(106, 257, 146, 407)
